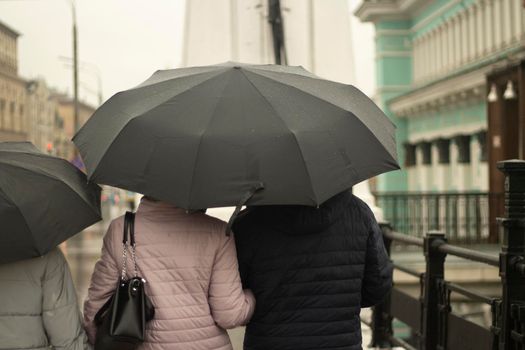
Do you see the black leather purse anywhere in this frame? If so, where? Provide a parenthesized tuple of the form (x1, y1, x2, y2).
(94, 212, 155, 350)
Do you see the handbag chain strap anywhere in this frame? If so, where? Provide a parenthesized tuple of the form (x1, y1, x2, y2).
(121, 211, 138, 281)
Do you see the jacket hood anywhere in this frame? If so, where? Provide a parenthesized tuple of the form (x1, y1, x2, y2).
(237, 190, 353, 236)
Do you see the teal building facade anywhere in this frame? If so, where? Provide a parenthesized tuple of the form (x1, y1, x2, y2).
(356, 0, 525, 194)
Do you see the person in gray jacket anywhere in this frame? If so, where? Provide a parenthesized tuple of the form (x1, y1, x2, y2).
(0, 247, 90, 350)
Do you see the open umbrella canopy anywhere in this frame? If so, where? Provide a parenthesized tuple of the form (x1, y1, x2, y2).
(73, 62, 399, 209)
(0, 142, 102, 264)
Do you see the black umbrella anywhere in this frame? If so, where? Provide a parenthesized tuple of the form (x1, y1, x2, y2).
(0, 142, 102, 264)
(73, 62, 399, 210)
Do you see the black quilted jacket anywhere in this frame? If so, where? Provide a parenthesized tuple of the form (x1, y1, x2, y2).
(233, 191, 393, 350)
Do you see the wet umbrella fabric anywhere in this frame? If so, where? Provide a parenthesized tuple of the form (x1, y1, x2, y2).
(73, 62, 399, 210)
(0, 142, 102, 264)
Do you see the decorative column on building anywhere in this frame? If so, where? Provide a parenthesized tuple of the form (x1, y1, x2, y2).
(354, 5, 412, 192)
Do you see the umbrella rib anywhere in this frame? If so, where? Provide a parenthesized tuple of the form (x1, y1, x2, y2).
(248, 65, 324, 81)
(0, 162, 101, 217)
(83, 70, 231, 177)
(186, 72, 235, 208)
(240, 70, 319, 205)
(244, 71, 398, 163)
(247, 69, 397, 130)
(0, 186, 41, 255)
(127, 67, 229, 92)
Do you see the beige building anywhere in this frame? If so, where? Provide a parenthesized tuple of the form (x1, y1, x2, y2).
(54, 94, 96, 161)
(0, 20, 27, 142)
(26, 79, 58, 153)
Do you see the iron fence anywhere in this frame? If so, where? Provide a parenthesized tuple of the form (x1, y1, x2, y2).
(367, 160, 525, 350)
(374, 192, 504, 244)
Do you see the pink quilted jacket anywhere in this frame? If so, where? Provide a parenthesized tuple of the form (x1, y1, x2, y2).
(83, 198, 255, 350)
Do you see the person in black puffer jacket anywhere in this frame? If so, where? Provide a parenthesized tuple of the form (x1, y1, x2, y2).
(233, 190, 393, 350)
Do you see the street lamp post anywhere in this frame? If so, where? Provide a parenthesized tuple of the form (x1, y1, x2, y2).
(70, 0, 79, 133)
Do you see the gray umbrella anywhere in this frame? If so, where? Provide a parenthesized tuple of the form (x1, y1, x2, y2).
(0, 142, 101, 264)
(73, 62, 399, 210)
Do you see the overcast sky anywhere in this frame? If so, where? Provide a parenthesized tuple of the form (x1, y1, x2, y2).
(0, 0, 374, 106)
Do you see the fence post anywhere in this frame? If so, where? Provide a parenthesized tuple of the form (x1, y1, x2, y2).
(369, 223, 394, 348)
(421, 231, 447, 350)
(497, 160, 525, 349)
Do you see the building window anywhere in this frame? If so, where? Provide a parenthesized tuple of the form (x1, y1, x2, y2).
(476, 131, 487, 162)
(455, 135, 471, 163)
(435, 138, 450, 164)
(418, 141, 432, 165)
(404, 143, 416, 167)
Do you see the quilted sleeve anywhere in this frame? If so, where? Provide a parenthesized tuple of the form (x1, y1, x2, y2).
(83, 219, 121, 344)
(208, 228, 256, 329)
(360, 204, 393, 308)
(42, 248, 91, 350)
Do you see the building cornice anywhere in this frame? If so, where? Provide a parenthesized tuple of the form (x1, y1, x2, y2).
(354, 0, 433, 22)
(411, 0, 461, 33)
(390, 46, 525, 117)
(0, 20, 20, 38)
(408, 124, 486, 143)
(0, 69, 26, 84)
(389, 67, 488, 118)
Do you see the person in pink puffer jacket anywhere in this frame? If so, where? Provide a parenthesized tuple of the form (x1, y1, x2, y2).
(83, 197, 255, 350)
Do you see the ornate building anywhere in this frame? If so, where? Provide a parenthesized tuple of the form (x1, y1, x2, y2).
(0, 20, 27, 142)
(355, 0, 525, 193)
(26, 79, 58, 153)
(355, 0, 525, 241)
(53, 93, 96, 161)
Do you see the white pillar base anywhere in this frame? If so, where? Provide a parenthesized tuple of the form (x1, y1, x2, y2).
(353, 180, 384, 223)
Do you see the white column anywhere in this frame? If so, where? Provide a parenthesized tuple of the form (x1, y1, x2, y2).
(421, 35, 428, 81)
(514, 0, 525, 42)
(428, 31, 435, 79)
(485, 0, 494, 54)
(460, 11, 468, 65)
(476, 1, 484, 58)
(413, 37, 420, 82)
(432, 143, 446, 191)
(353, 181, 384, 222)
(418, 37, 424, 81)
(442, 21, 449, 73)
(471, 137, 481, 190)
(448, 19, 455, 70)
(440, 26, 447, 75)
(417, 146, 425, 190)
(502, 0, 513, 46)
(450, 141, 461, 190)
(425, 34, 430, 80)
(493, 0, 503, 50)
(230, 0, 239, 61)
(468, 5, 477, 63)
(436, 28, 442, 75)
(418, 37, 423, 81)
(453, 15, 462, 69)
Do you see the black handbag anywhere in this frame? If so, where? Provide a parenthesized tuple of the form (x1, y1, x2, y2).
(94, 211, 155, 350)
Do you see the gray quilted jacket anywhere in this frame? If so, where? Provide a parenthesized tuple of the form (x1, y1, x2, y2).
(0, 248, 90, 350)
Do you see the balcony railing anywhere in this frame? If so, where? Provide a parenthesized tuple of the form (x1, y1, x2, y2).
(365, 160, 525, 349)
(374, 192, 504, 244)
